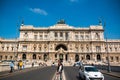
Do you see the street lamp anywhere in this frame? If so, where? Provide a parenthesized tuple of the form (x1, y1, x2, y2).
(103, 20, 111, 72)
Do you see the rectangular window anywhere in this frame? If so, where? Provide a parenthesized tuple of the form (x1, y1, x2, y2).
(116, 57, 119, 62)
(55, 32, 58, 37)
(80, 35, 84, 40)
(44, 35, 48, 40)
(65, 32, 68, 40)
(75, 35, 78, 40)
(86, 35, 89, 40)
(23, 45, 27, 51)
(60, 32, 63, 37)
(110, 56, 113, 62)
(96, 46, 101, 52)
(39, 35, 43, 40)
(34, 35, 37, 40)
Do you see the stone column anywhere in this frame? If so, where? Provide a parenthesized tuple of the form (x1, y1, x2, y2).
(84, 32, 85, 40)
(57, 53, 59, 60)
(79, 54, 81, 61)
(63, 32, 65, 41)
(63, 54, 65, 61)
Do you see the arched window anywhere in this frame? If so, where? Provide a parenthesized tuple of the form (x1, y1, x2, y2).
(55, 44, 67, 51)
(97, 54, 101, 61)
(86, 54, 90, 60)
(75, 54, 79, 62)
(44, 54, 47, 61)
(22, 54, 26, 60)
(33, 54, 36, 59)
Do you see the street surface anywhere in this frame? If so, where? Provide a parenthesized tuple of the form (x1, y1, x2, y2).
(95, 65, 120, 72)
(0, 66, 56, 80)
(0, 66, 120, 80)
(64, 66, 120, 80)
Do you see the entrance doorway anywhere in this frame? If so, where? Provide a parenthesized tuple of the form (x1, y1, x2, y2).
(59, 54, 63, 62)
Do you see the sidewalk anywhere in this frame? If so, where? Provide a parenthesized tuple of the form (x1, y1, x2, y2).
(101, 70, 120, 78)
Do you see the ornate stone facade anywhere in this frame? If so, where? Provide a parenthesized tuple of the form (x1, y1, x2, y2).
(0, 20, 120, 64)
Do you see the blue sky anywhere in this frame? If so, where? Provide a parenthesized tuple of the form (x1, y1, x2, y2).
(0, 0, 120, 39)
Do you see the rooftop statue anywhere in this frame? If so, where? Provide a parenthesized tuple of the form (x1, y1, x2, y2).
(57, 19, 65, 24)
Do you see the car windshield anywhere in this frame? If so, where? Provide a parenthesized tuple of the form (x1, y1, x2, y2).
(85, 67, 98, 72)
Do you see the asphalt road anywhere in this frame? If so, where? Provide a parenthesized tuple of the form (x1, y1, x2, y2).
(94, 65, 120, 72)
(0, 66, 119, 80)
(64, 66, 120, 80)
(0, 66, 56, 80)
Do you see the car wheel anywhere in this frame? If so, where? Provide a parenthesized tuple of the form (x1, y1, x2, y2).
(79, 74, 82, 79)
(83, 76, 86, 80)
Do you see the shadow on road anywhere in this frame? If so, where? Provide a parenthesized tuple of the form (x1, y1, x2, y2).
(76, 75, 80, 80)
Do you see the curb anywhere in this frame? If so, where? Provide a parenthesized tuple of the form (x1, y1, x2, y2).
(101, 71, 120, 78)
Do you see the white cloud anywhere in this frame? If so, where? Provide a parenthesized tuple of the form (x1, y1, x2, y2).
(29, 8, 48, 16)
(70, 0, 79, 2)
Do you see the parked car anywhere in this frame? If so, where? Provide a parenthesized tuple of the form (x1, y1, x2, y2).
(73, 61, 83, 67)
(79, 66, 104, 80)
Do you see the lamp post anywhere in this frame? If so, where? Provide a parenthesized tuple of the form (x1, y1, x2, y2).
(103, 21, 111, 72)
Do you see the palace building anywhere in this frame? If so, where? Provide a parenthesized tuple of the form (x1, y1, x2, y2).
(0, 20, 120, 64)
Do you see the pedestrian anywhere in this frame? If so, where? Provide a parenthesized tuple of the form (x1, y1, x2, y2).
(57, 60, 63, 80)
(32, 62, 34, 67)
(17, 62, 20, 70)
(10, 61, 14, 73)
(19, 60, 23, 70)
(22, 61, 25, 69)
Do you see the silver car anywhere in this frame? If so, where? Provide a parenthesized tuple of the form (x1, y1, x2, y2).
(79, 66, 104, 80)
